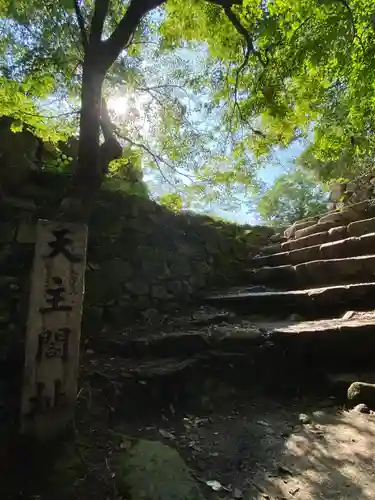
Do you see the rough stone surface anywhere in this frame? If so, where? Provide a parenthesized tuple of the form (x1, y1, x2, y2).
(320, 233, 375, 260)
(0, 170, 273, 361)
(347, 382, 375, 409)
(294, 221, 337, 240)
(284, 220, 316, 239)
(328, 225, 347, 241)
(288, 231, 328, 251)
(206, 283, 375, 318)
(116, 439, 205, 500)
(295, 255, 375, 287)
(255, 232, 375, 268)
(348, 217, 375, 237)
(328, 171, 375, 209)
(319, 212, 344, 225)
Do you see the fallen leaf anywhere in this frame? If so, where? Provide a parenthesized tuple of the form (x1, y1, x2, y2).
(289, 487, 300, 496)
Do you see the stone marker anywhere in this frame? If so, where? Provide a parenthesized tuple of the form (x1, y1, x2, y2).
(21, 220, 87, 440)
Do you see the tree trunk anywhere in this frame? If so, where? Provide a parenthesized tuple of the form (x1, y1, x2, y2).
(63, 54, 105, 219)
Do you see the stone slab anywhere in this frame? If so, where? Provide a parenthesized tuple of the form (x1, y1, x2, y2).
(348, 217, 375, 237)
(327, 225, 347, 241)
(246, 264, 297, 287)
(287, 231, 328, 250)
(295, 254, 375, 287)
(294, 221, 338, 240)
(205, 283, 375, 318)
(284, 220, 317, 239)
(251, 244, 321, 268)
(320, 233, 375, 260)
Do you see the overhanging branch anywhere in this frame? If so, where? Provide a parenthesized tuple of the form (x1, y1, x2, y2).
(103, 0, 166, 69)
(90, 0, 110, 44)
(224, 6, 266, 67)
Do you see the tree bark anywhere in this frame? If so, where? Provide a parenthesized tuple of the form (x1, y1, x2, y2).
(64, 52, 105, 217)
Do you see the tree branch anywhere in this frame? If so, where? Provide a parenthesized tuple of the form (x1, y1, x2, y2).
(74, 0, 88, 51)
(334, 0, 365, 51)
(114, 129, 176, 187)
(90, 0, 110, 44)
(224, 6, 266, 67)
(103, 0, 166, 70)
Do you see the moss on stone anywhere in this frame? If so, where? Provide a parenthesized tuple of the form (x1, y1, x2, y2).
(116, 439, 205, 500)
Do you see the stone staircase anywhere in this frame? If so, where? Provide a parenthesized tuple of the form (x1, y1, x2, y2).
(204, 199, 375, 381)
(80, 200, 375, 416)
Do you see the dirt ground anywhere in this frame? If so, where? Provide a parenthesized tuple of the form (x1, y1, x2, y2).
(4, 379, 375, 500)
(112, 393, 375, 500)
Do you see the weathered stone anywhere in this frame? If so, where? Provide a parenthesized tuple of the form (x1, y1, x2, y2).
(116, 440, 205, 500)
(0, 168, 274, 319)
(319, 239, 354, 260)
(327, 225, 347, 241)
(295, 255, 375, 287)
(284, 220, 316, 239)
(260, 243, 282, 255)
(320, 233, 375, 260)
(288, 231, 328, 251)
(347, 382, 375, 409)
(251, 244, 321, 268)
(343, 200, 371, 220)
(318, 212, 343, 225)
(348, 217, 375, 237)
(294, 221, 337, 240)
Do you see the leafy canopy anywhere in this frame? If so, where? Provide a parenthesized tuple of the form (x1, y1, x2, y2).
(0, 0, 264, 206)
(1, 0, 373, 215)
(164, 0, 375, 181)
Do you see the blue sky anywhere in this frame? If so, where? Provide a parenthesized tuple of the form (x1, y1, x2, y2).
(208, 141, 305, 224)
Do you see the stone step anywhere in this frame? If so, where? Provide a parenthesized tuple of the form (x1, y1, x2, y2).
(88, 313, 375, 388)
(205, 282, 375, 319)
(259, 224, 349, 255)
(260, 216, 375, 257)
(347, 217, 375, 237)
(269, 314, 375, 372)
(252, 232, 375, 268)
(282, 200, 375, 240)
(246, 254, 375, 289)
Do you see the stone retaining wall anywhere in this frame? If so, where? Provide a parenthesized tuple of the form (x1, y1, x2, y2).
(328, 169, 375, 210)
(0, 170, 272, 360)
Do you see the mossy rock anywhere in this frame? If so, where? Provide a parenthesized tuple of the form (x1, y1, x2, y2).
(347, 381, 375, 409)
(116, 439, 205, 500)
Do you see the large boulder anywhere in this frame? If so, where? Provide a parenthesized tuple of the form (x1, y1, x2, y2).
(116, 439, 205, 500)
(347, 382, 375, 409)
